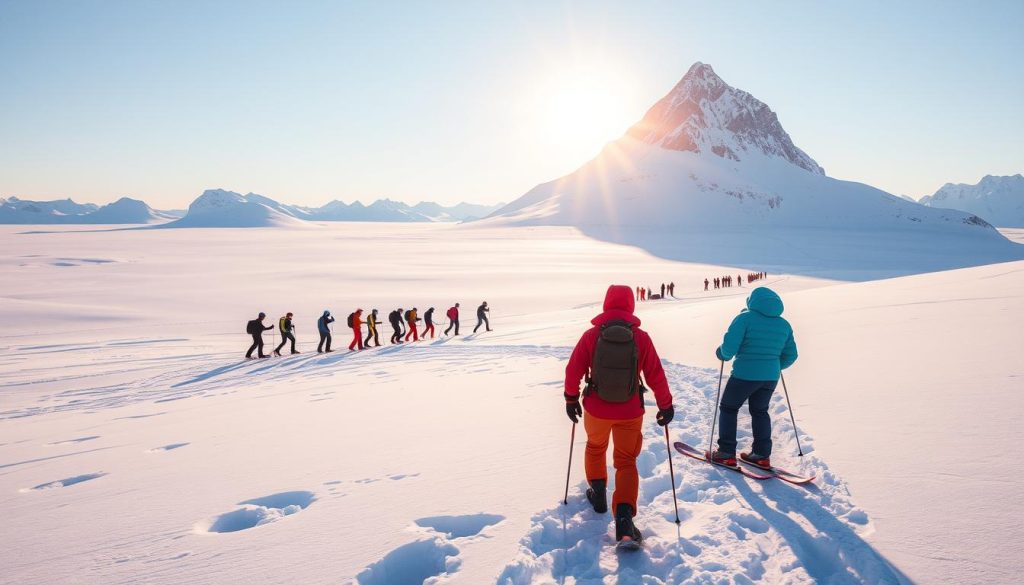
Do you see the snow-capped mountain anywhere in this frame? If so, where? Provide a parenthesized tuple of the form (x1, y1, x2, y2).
(483, 62, 1022, 275)
(158, 190, 504, 228)
(0, 196, 172, 224)
(627, 62, 824, 174)
(920, 174, 1024, 228)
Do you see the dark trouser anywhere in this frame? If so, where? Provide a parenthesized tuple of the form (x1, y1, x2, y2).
(318, 332, 331, 352)
(423, 323, 434, 338)
(275, 332, 296, 354)
(445, 319, 459, 335)
(473, 315, 490, 333)
(390, 324, 402, 343)
(365, 327, 379, 347)
(246, 334, 265, 357)
(717, 377, 778, 457)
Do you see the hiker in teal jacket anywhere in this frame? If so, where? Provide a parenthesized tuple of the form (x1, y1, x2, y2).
(711, 287, 798, 468)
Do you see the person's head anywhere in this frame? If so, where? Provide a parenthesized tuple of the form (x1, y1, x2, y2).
(482, 301, 488, 307)
(371, 309, 377, 315)
(746, 287, 784, 317)
(356, 308, 363, 314)
(428, 307, 434, 311)
(602, 285, 635, 315)
(323, 310, 330, 317)
(258, 312, 266, 320)
(286, 312, 293, 318)
(413, 307, 417, 311)
(455, 302, 460, 308)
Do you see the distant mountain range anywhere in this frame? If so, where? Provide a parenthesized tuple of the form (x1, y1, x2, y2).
(0, 196, 178, 224)
(0, 192, 503, 226)
(919, 174, 1024, 228)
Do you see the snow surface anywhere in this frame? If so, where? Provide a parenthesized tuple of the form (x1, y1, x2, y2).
(920, 174, 1024, 228)
(2, 223, 1021, 584)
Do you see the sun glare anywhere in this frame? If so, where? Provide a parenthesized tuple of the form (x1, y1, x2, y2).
(525, 66, 638, 163)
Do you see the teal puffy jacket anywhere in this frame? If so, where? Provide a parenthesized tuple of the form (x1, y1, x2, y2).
(717, 287, 798, 381)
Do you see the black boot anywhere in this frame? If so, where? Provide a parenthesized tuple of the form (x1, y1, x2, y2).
(614, 503, 643, 545)
(585, 479, 607, 514)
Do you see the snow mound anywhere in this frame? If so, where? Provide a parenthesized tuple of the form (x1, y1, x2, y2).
(157, 189, 310, 228)
(921, 174, 1024, 227)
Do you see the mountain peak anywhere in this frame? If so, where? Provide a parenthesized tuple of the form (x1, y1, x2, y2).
(626, 62, 824, 174)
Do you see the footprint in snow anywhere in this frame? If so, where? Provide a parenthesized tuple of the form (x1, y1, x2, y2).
(46, 435, 101, 446)
(355, 538, 460, 585)
(146, 443, 189, 453)
(415, 513, 505, 539)
(197, 491, 316, 534)
(21, 472, 107, 492)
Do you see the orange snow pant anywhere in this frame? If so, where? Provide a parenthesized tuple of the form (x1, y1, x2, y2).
(584, 412, 643, 516)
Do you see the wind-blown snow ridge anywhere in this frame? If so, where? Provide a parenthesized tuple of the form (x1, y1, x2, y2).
(627, 62, 823, 174)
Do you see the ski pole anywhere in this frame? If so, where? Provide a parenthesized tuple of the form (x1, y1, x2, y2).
(562, 422, 576, 505)
(707, 360, 724, 459)
(664, 425, 681, 524)
(780, 372, 804, 456)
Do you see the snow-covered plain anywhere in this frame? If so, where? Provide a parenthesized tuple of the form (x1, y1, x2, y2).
(2, 223, 1021, 584)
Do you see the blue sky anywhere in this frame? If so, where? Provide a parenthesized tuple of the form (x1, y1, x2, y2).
(1, 0, 1021, 208)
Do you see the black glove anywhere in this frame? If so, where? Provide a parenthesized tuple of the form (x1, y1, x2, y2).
(565, 393, 582, 424)
(656, 406, 674, 426)
(715, 347, 725, 361)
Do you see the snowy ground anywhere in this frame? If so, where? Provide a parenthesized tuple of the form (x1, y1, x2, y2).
(2, 224, 1021, 584)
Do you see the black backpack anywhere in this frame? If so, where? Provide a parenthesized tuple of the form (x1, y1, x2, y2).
(588, 320, 639, 403)
(246, 320, 258, 335)
(404, 310, 412, 322)
(347, 313, 355, 328)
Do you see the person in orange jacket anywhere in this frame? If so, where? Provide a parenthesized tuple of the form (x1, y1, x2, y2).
(348, 309, 364, 351)
(564, 284, 674, 547)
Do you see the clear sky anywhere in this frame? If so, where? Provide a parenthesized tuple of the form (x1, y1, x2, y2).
(2, 0, 1022, 208)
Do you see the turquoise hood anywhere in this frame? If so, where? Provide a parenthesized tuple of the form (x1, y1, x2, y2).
(747, 287, 784, 318)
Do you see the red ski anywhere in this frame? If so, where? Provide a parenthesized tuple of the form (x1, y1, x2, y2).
(738, 457, 816, 485)
(673, 441, 772, 480)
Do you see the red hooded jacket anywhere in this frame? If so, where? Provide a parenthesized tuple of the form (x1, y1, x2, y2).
(565, 285, 672, 420)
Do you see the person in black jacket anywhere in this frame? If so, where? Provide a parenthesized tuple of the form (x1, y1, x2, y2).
(422, 307, 436, 339)
(245, 312, 274, 359)
(317, 310, 335, 353)
(473, 301, 491, 333)
(274, 312, 299, 356)
(364, 309, 382, 347)
(389, 309, 404, 344)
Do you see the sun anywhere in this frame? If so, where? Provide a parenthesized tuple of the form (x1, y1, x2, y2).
(525, 65, 638, 162)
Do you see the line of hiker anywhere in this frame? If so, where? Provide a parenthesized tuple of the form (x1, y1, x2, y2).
(704, 271, 767, 291)
(564, 284, 797, 548)
(243, 301, 492, 359)
(634, 282, 675, 302)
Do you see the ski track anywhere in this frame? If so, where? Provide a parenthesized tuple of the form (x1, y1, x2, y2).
(1, 337, 906, 583)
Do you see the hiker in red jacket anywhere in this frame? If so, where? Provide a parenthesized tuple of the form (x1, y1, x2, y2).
(444, 303, 460, 336)
(348, 309, 364, 351)
(564, 284, 674, 547)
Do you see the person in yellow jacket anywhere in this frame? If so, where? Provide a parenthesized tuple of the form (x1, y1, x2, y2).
(405, 307, 420, 342)
(364, 309, 382, 347)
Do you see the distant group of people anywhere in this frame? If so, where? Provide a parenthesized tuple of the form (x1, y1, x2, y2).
(244, 302, 492, 359)
(635, 282, 675, 301)
(704, 271, 767, 291)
